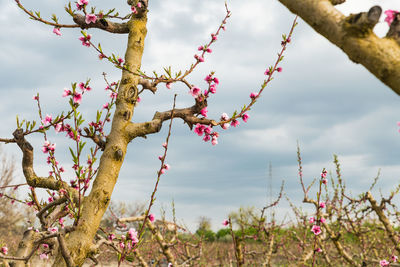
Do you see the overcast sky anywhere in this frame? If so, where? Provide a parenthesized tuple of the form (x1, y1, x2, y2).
(1, 0, 400, 231)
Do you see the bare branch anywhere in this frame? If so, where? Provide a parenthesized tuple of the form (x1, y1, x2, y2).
(12, 129, 78, 202)
(73, 14, 129, 34)
(125, 104, 217, 141)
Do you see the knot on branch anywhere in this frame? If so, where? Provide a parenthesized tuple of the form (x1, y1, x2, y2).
(344, 6, 382, 35)
(124, 85, 138, 105)
(113, 147, 124, 161)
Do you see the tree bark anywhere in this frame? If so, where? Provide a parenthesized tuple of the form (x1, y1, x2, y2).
(276, 0, 400, 96)
(52, 11, 148, 266)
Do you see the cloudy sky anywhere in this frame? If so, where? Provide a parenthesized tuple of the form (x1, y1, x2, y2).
(1, 0, 400, 231)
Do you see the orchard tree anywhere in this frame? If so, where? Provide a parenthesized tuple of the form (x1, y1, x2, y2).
(0, 1, 297, 266)
(276, 0, 400, 95)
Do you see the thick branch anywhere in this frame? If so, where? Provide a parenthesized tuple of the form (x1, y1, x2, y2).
(125, 105, 217, 141)
(12, 129, 78, 202)
(277, 0, 400, 95)
(365, 191, 400, 255)
(73, 14, 129, 34)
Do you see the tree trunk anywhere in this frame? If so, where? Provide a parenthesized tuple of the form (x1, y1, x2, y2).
(52, 11, 148, 267)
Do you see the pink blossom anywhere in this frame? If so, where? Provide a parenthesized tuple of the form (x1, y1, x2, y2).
(1, 246, 8, 255)
(311, 225, 322, 235)
(164, 164, 170, 170)
(33, 95, 39, 100)
(320, 217, 326, 224)
(85, 14, 97, 24)
(385, 10, 398, 26)
(242, 113, 249, 123)
(190, 86, 201, 98)
(380, 260, 390, 267)
(319, 202, 326, 209)
(73, 91, 82, 104)
(194, 124, 205, 136)
(264, 69, 271, 75)
(392, 255, 398, 262)
(213, 77, 219, 84)
(59, 167, 65, 172)
(48, 227, 58, 233)
(62, 88, 71, 97)
(108, 234, 115, 241)
(205, 75, 212, 82)
(198, 45, 204, 51)
(131, 6, 137, 14)
(200, 107, 208, 117)
(211, 136, 218, 146)
(78, 34, 91, 47)
(162, 142, 167, 148)
(42, 114, 52, 126)
(110, 92, 118, 99)
(206, 48, 212, 53)
(128, 228, 138, 240)
(42, 141, 56, 154)
(117, 57, 124, 65)
(277, 67, 282, 72)
(204, 126, 212, 135)
(149, 214, 155, 222)
(203, 135, 211, 142)
(137, 2, 142, 8)
(309, 217, 315, 224)
(211, 33, 217, 40)
(194, 54, 204, 62)
(315, 248, 322, 253)
(42, 244, 49, 249)
(222, 220, 229, 226)
(76, 0, 88, 10)
(166, 82, 172, 89)
(250, 92, 259, 99)
(78, 82, 85, 90)
(77, 0, 89, 6)
(209, 84, 217, 94)
(322, 178, 327, 185)
(39, 253, 49, 260)
(53, 27, 61, 36)
(321, 170, 327, 178)
(221, 123, 230, 130)
(231, 119, 240, 127)
(220, 113, 229, 121)
(102, 103, 109, 109)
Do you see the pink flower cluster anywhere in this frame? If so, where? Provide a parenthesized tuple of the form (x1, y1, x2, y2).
(79, 34, 92, 47)
(385, 10, 398, 26)
(380, 255, 398, 267)
(131, 2, 142, 14)
(42, 141, 56, 154)
(194, 124, 218, 145)
(204, 74, 219, 95)
(1, 246, 8, 255)
(321, 170, 328, 184)
(63, 81, 91, 104)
